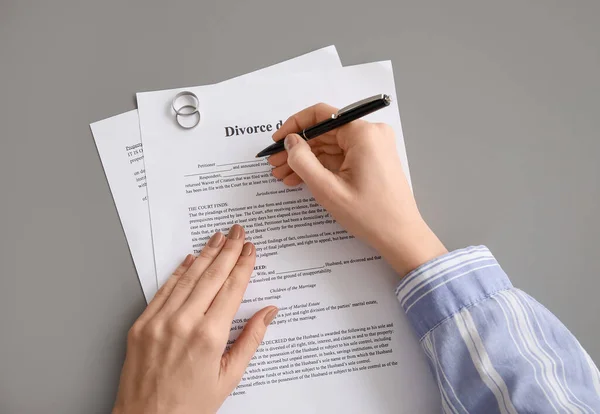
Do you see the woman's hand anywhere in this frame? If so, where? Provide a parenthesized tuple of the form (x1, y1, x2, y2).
(269, 103, 447, 277)
(113, 225, 278, 414)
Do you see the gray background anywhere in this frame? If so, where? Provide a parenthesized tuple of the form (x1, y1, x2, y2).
(1, 0, 598, 412)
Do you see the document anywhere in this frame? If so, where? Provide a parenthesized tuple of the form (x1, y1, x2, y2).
(90, 46, 342, 302)
(137, 62, 438, 413)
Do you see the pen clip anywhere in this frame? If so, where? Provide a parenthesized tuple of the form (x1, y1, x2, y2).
(334, 94, 390, 118)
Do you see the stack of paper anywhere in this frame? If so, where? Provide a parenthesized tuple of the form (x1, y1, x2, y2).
(90, 46, 439, 413)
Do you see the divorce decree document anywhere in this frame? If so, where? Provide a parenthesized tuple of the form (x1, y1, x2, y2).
(137, 62, 438, 413)
(90, 46, 341, 302)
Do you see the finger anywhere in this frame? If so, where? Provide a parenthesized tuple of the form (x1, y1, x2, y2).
(157, 231, 226, 317)
(312, 144, 343, 156)
(267, 151, 288, 167)
(316, 153, 344, 173)
(272, 164, 294, 180)
(267, 136, 333, 168)
(206, 242, 256, 324)
(181, 224, 246, 316)
(135, 254, 195, 325)
(220, 306, 278, 387)
(309, 134, 339, 146)
(272, 146, 343, 180)
(282, 172, 303, 186)
(272, 103, 339, 141)
(284, 134, 341, 193)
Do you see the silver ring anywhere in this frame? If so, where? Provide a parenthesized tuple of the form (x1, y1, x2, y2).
(176, 105, 201, 129)
(172, 91, 199, 116)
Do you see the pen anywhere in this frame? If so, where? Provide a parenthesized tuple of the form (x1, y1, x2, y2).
(255, 94, 392, 158)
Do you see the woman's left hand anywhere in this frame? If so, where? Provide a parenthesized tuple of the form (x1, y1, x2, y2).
(113, 224, 278, 414)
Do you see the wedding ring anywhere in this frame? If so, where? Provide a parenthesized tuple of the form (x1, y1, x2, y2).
(172, 91, 199, 116)
(176, 104, 201, 129)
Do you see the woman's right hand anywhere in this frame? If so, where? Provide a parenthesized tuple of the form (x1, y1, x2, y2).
(269, 103, 447, 277)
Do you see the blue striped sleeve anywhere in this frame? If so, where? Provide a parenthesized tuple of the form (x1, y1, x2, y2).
(397, 246, 600, 413)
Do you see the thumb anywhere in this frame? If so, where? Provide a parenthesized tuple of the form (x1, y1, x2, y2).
(220, 306, 278, 386)
(284, 134, 341, 198)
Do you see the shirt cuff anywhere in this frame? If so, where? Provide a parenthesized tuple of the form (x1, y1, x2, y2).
(395, 245, 512, 339)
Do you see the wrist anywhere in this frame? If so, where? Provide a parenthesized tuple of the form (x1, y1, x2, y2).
(374, 218, 447, 278)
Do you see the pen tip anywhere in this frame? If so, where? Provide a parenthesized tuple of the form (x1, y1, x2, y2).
(255, 153, 261, 158)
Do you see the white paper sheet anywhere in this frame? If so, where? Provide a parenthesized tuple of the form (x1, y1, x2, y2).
(90, 46, 342, 302)
(137, 62, 437, 413)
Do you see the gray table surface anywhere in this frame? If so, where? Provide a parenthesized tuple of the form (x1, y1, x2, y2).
(1, 0, 599, 412)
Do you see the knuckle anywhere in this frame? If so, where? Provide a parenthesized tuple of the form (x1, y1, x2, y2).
(366, 123, 381, 134)
(202, 266, 222, 282)
(221, 275, 243, 293)
(287, 114, 300, 129)
(168, 314, 194, 336)
(195, 324, 224, 347)
(358, 124, 389, 147)
(198, 248, 216, 260)
(127, 322, 143, 343)
(175, 273, 197, 290)
(172, 263, 188, 277)
(374, 122, 394, 138)
(143, 321, 165, 342)
(250, 328, 264, 348)
(154, 282, 171, 300)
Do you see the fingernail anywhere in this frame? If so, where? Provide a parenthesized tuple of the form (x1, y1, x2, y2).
(284, 134, 299, 151)
(264, 308, 278, 326)
(183, 254, 195, 266)
(228, 224, 243, 240)
(241, 242, 254, 256)
(208, 232, 224, 247)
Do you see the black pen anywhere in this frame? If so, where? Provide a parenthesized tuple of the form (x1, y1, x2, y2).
(255, 94, 392, 158)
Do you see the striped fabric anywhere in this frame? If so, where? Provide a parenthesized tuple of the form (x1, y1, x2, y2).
(397, 246, 600, 413)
